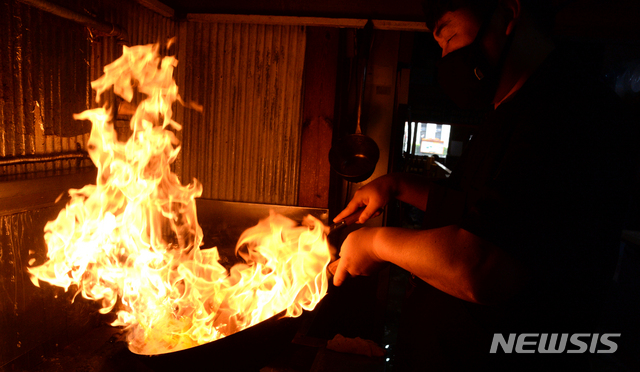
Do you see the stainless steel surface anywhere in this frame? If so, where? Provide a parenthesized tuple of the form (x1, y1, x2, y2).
(433, 160, 452, 175)
(0, 206, 103, 367)
(175, 23, 306, 205)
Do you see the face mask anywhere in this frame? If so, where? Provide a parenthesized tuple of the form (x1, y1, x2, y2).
(436, 8, 513, 110)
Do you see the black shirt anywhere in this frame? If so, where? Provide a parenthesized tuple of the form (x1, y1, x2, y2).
(453, 45, 636, 322)
(398, 46, 639, 371)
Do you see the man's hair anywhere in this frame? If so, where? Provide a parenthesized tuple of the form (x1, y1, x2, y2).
(422, 0, 555, 35)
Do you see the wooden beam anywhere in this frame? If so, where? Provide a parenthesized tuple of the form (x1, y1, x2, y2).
(188, 14, 431, 31)
(188, 14, 368, 28)
(298, 27, 340, 209)
(372, 20, 430, 32)
(134, 0, 175, 18)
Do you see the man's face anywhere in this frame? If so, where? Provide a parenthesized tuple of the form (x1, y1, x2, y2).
(432, 8, 483, 57)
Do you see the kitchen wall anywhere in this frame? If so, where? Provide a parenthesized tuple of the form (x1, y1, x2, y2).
(173, 20, 307, 205)
(0, 0, 93, 179)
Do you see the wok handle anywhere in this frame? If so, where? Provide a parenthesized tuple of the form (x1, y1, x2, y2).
(326, 206, 380, 276)
(328, 208, 365, 234)
(326, 209, 363, 277)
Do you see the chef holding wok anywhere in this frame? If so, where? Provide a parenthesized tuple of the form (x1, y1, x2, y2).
(332, 0, 639, 370)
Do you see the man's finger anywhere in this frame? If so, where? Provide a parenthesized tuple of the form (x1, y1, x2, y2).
(358, 204, 380, 224)
(327, 259, 340, 275)
(333, 201, 362, 223)
(332, 259, 348, 286)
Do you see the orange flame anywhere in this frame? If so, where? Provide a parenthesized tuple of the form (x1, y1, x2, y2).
(27, 41, 330, 355)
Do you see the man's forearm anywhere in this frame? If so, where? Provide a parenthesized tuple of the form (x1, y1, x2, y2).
(371, 226, 528, 305)
(386, 173, 433, 211)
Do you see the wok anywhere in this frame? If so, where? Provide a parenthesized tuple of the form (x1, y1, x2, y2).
(130, 199, 329, 371)
(130, 204, 367, 371)
(133, 310, 300, 371)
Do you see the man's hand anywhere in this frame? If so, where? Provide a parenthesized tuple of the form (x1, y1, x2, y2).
(333, 173, 431, 225)
(333, 176, 396, 225)
(333, 228, 388, 286)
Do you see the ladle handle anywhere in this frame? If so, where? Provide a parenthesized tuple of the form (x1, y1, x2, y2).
(355, 63, 366, 135)
(355, 21, 374, 135)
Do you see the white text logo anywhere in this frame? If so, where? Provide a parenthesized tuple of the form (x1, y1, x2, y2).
(489, 333, 620, 354)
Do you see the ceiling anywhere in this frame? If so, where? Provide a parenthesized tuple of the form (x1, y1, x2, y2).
(152, 0, 640, 41)
(153, 0, 426, 22)
(555, 0, 640, 41)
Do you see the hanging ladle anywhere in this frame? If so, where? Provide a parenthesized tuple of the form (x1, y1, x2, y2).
(329, 21, 380, 183)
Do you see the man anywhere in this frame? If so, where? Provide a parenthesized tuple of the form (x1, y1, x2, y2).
(332, 0, 638, 370)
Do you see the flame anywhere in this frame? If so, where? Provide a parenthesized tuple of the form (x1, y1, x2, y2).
(27, 41, 331, 355)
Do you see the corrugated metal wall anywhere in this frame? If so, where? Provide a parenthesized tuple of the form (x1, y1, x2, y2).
(175, 22, 306, 205)
(0, 0, 179, 179)
(1, 0, 306, 205)
(88, 0, 177, 141)
(0, 0, 92, 178)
